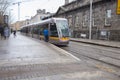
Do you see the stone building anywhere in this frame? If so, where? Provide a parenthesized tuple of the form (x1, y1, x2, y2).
(11, 9, 52, 31)
(55, 0, 120, 41)
(30, 9, 51, 24)
(11, 20, 26, 31)
(65, 0, 69, 4)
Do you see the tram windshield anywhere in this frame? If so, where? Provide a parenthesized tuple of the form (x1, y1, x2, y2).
(56, 20, 69, 37)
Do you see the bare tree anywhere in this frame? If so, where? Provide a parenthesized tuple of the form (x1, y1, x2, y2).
(0, 0, 10, 24)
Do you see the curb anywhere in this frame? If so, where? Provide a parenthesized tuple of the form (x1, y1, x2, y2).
(70, 39, 120, 49)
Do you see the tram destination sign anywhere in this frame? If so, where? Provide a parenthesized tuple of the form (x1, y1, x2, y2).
(117, 0, 120, 14)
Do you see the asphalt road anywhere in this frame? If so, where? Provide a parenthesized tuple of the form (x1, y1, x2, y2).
(60, 41, 120, 77)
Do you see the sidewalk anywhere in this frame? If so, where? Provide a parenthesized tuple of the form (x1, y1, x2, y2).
(70, 38, 120, 48)
(0, 34, 81, 80)
(0, 34, 78, 66)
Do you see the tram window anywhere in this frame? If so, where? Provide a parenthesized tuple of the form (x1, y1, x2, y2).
(40, 24, 49, 35)
(40, 28, 44, 35)
(56, 20, 69, 37)
(26, 27, 28, 33)
(50, 23, 58, 37)
(33, 27, 37, 34)
(33, 26, 39, 34)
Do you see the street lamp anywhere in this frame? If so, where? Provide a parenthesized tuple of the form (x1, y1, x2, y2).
(13, 2, 22, 21)
(9, 9, 13, 24)
(89, 0, 93, 40)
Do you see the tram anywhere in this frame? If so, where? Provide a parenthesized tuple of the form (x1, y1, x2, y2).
(20, 18, 70, 46)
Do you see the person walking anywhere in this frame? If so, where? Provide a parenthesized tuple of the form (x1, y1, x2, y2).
(0, 24, 4, 39)
(4, 26, 9, 39)
(13, 30, 16, 38)
(43, 28, 49, 42)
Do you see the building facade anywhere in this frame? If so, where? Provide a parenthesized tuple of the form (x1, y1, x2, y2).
(30, 9, 51, 24)
(11, 9, 52, 31)
(55, 0, 120, 41)
(11, 20, 26, 31)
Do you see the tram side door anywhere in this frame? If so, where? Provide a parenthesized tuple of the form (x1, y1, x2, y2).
(49, 23, 59, 43)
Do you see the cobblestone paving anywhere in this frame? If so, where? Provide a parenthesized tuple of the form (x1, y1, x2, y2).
(0, 62, 119, 80)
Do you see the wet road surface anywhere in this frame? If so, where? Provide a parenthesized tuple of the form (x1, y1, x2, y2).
(60, 41, 120, 77)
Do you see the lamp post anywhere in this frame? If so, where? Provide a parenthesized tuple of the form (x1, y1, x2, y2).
(9, 9, 13, 24)
(18, 2, 21, 21)
(89, 0, 93, 40)
(13, 2, 21, 21)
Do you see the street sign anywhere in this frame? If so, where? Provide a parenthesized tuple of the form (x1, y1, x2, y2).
(117, 0, 120, 14)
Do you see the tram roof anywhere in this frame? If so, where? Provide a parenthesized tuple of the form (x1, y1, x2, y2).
(21, 17, 67, 29)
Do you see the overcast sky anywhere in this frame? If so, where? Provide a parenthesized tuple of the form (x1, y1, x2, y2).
(10, 0, 65, 23)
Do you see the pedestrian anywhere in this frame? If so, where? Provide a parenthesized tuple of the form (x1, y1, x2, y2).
(13, 30, 16, 38)
(43, 28, 49, 42)
(0, 24, 4, 39)
(4, 26, 10, 39)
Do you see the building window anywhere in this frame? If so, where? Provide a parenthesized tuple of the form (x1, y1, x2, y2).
(107, 10, 112, 18)
(40, 16, 45, 20)
(82, 14, 89, 27)
(105, 9, 112, 26)
(68, 16, 72, 28)
(75, 15, 80, 27)
(92, 14, 98, 27)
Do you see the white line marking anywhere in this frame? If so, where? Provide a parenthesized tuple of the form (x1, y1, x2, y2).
(49, 43, 81, 61)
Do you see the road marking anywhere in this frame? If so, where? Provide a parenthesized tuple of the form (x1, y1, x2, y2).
(49, 43, 81, 61)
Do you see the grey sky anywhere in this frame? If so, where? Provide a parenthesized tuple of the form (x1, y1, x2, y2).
(10, 0, 65, 22)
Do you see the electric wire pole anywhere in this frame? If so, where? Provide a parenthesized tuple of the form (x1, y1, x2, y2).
(13, 2, 21, 21)
(89, 0, 93, 40)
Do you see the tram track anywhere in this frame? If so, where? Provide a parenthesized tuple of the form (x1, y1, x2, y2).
(63, 47, 120, 68)
(71, 41, 120, 60)
(75, 46, 120, 62)
(62, 48, 120, 77)
(59, 42, 120, 77)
